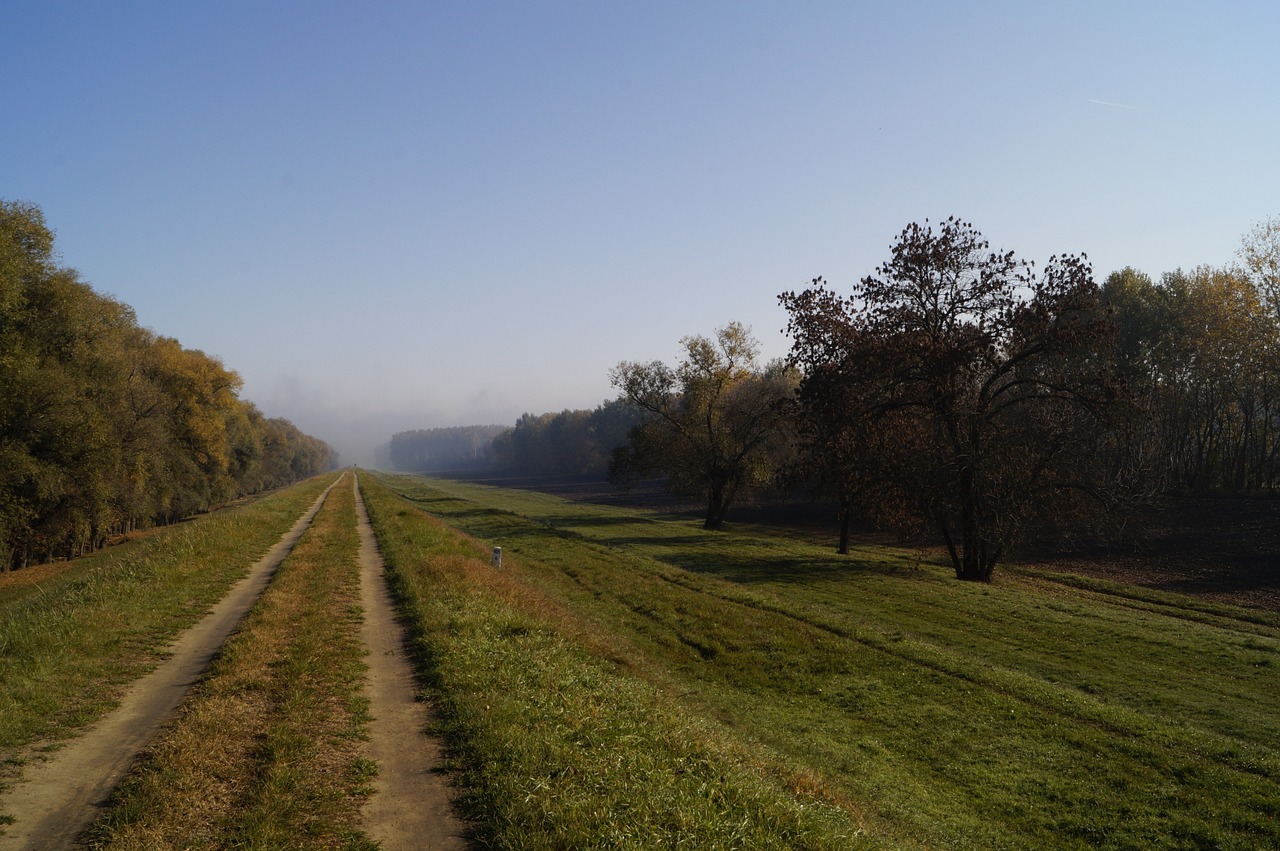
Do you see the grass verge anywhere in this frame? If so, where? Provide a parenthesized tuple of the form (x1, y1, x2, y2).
(372, 472, 1280, 850)
(87, 472, 375, 850)
(360, 473, 870, 850)
(0, 474, 337, 784)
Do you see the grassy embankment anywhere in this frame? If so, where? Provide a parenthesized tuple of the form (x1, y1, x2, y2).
(360, 473, 862, 850)
(88, 472, 376, 849)
(0, 474, 338, 799)
(366, 472, 1280, 850)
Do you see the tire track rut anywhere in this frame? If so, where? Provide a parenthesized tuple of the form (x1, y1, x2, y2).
(355, 473, 469, 849)
(0, 481, 337, 849)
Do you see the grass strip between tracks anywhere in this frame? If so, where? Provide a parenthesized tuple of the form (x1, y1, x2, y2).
(359, 473, 869, 850)
(371, 472, 1280, 850)
(87, 472, 375, 849)
(0, 474, 337, 806)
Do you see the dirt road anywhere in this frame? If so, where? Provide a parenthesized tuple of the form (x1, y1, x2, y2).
(354, 474, 469, 848)
(0, 474, 467, 848)
(0, 483, 335, 849)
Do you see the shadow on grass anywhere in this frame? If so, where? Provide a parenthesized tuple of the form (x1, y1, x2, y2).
(540, 514, 656, 529)
(543, 522, 925, 586)
(657, 549, 927, 586)
(387, 475, 936, 588)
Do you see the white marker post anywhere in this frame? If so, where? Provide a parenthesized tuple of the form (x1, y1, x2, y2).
(492, 546, 502, 569)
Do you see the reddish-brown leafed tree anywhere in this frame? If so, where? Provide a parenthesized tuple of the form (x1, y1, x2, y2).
(782, 218, 1121, 581)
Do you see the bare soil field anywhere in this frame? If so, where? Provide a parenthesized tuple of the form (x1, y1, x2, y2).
(435, 471, 1280, 612)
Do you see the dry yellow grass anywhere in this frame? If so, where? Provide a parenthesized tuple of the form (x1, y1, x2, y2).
(88, 473, 375, 850)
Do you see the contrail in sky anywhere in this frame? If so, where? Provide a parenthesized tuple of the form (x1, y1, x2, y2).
(1088, 98, 1140, 110)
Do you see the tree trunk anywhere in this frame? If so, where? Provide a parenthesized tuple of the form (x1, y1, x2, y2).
(837, 498, 851, 555)
(956, 528, 998, 582)
(703, 483, 726, 530)
(953, 495, 997, 581)
(937, 513, 961, 577)
(957, 551, 995, 582)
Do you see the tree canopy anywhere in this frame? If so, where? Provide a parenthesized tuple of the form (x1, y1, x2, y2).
(488, 400, 645, 477)
(781, 218, 1122, 581)
(0, 200, 335, 570)
(610, 322, 796, 530)
(1239, 214, 1280, 326)
(1103, 262, 1280, 494)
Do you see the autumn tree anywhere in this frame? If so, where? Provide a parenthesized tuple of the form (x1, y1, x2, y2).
(0, 200, 334, 570)
(0, 202, 128, 562)
(1239, 215, 1280, 325)
(1104, 263, 1280, 492)
(782, 218, 1122, 581)
(610, 322, 796, 530)
(777, 287, 928, 555)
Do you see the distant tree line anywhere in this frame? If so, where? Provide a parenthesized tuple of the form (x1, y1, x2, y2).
(1104, 258, 1280, 494)
(489, 401, 645, 477)
(390, 214, 1280, 582)
(387, 425, 508, 471)
(386, 402, 644, 477)
(1, 201, 335, 570)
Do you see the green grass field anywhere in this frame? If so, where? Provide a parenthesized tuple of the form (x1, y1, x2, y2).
(366, 472, 1280, 850)
(0, 475, 337, 802)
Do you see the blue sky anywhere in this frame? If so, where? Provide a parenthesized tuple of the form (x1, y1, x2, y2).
(4, 1, 1277, 463)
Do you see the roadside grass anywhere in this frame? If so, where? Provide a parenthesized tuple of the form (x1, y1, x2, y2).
(87, 472, 376, 850)
(0, 474, 337, 783)
(359, 475, 872, 850)
(373, 473, 1280, 850)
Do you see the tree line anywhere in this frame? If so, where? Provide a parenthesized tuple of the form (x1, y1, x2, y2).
(1, 201, 336, 570)
(391, 214, 1278, 582)
(384, 402, 644, 478)
(385, 425, 509, 472)
(1106, 261, 1280, 494)
(489, 400, 645, 477)
(745, 216, 1280, 579)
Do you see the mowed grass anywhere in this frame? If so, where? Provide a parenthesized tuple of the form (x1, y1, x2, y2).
(0, 474, 338, 792)
(359, 475, 868, 850)
(371, 473, 1280, 850)
(88, 472, 376, 850)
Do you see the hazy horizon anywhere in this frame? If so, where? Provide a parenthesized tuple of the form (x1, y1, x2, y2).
(5, 2, 1277, 465)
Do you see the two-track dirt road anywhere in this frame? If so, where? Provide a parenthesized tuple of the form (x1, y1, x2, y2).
(0, 473, 466, 849)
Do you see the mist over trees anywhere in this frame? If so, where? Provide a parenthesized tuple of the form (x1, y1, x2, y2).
(387, 425, 508, 471)
(384, 403, 644, 477)
(0, 201, 335, 570)
(489, 401, 645, 477)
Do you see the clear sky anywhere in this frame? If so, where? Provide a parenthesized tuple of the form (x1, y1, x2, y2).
(4, 1, 1277, 464)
